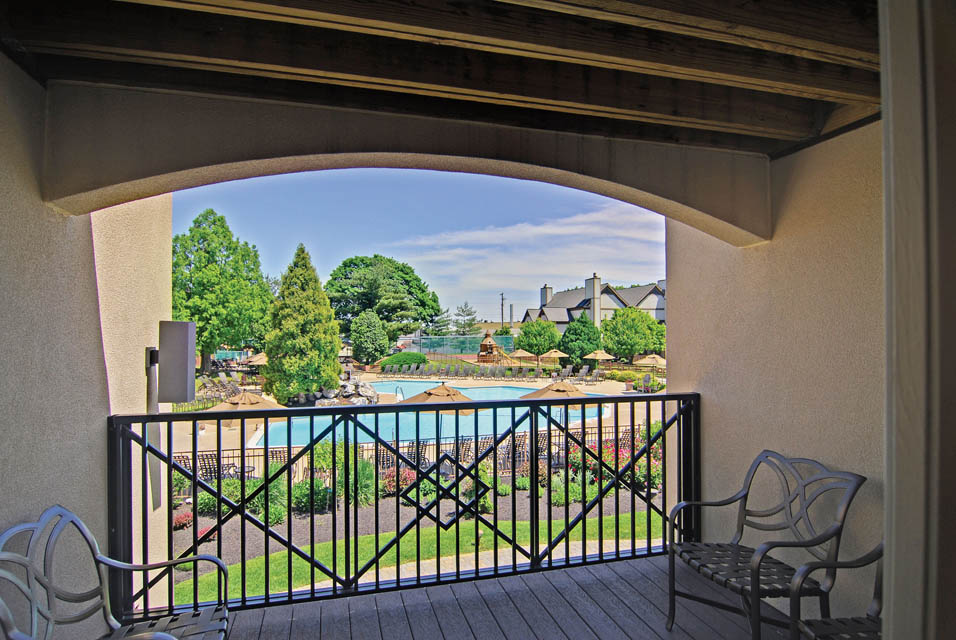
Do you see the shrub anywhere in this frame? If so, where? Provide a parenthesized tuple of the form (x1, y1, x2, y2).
(496, 483, 512, 496)
(197, 526, 217, 541)
(172, 512, 193, 530)
(382, 467, 417, 496)
(291, 478, 332, 513)
(549, 473, 600, 506)
(515, 460, 550, 487)
(380, 352, 427, 367)
(565, 433, 663, 492)
(172, 470, 191, 496)
(335, 459, 378, 506)
(514, 476, 531, 491)
(463, 461, 493, 514)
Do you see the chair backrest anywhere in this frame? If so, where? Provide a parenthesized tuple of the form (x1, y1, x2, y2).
(732, 450, 865, 579)
(198, 452, 229, 479)
(0, 506, 119, 640)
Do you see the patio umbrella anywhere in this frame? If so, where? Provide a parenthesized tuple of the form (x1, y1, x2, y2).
(509, 348, 535, 365)
(398, 382, 476, 415)
(633, 353, 665, 367)
(539, 349, 568, 359)
(200, 391, 286, 429)
(244, 352, 268, 366)
(583, 349, 614, 362)
(520, 380, 584, 400)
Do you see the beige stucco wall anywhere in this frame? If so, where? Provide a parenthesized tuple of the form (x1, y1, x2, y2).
(0, 53, 172, 631)
(666, 121, 884, 615)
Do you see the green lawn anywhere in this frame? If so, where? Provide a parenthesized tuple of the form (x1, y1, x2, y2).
(174, 511, 662, 604)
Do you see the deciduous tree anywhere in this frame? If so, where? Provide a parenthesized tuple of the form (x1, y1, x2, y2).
(172, 209, 272, 371)
(557, 314, 602, 367)
(601, 308, 664, 361)
(262, 245, 342, 403)
(351, 310, 390, 365)
(514, 320, 561, 366)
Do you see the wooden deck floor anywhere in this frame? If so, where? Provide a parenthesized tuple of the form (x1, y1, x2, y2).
(226, 556, 788, 639)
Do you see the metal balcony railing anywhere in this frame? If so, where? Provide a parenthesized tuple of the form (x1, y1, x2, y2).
(107, 393, 700, 620)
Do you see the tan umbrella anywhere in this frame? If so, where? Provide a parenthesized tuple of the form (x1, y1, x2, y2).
(399, 382, 476, 415)
(633, 353, 665, 366)
(201, 391, 286, 429)
(244, 352, 268, 366)
(583, 349, 614, 362)
(509, 348, 535, 361)
(520, 380, 585, 400)
(540, 349, 568, 359)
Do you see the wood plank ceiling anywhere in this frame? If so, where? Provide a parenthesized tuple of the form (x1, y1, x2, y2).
(0, 0, 879, 156)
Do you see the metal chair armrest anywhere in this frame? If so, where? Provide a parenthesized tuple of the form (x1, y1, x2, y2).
(751, 524, 843, 577)
(667, 489, 748, 547)
(115, 633, 178, 640)
(788, 543, 884, 636)
(97, 554, 229, 608)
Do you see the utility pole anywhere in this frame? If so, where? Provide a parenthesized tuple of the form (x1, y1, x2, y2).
(500, 292, 505, 329)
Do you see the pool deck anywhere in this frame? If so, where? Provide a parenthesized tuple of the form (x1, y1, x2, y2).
(225, 555, 788, 639)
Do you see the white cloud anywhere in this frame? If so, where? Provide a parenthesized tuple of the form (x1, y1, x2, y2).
(390, 203, 665, 320)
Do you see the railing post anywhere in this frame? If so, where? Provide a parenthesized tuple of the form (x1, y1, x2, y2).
(679, 395, 703, 542)
(107, 417, 133, 621)
(529, 406, 539, 567)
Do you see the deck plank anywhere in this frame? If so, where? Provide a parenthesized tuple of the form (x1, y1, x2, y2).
(540, 569, 630, 638)
(518, 573, 599, 640)
(374, 591, 414, 640)
(424, 584, 476, 639)
(400, 586, 444, 639)
(348, 592, 383, 640)
(318, 597, 352, 640)
(472, 578, 536, 638)
(226, 608, 263, 640)
(495, 574, 567, 640)
(448, 581, 507, 640)
(289, 600, 322, 640)
(258, 603, 293, 640)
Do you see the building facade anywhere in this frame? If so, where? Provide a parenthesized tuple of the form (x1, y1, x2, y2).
(522, 274, 665, 332)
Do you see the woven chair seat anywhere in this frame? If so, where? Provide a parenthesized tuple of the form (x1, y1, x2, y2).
(674, 541, 824, 598)
(103, 606, 228, 639)
(799, 615, 881, 639)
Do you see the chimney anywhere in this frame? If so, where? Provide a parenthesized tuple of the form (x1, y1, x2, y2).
(585, 272, 602, 326)
(540, 284, 553, 307)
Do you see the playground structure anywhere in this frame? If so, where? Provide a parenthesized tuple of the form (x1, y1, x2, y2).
(477, 330, 521, 365)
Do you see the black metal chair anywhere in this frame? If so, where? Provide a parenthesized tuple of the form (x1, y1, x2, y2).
(789, 542, 883, 640)
(0, 505, 228, 639)
(667, 450, 866, 640)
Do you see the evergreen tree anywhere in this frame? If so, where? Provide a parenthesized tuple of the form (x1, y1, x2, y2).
(351, 310, 390, 365)
(558, 313, 603, 367)
(262, 245, 342, 403)
(424, 307, 452, 335)
(453, 301, 480, 335)
(514, 319, 561, 365)
(172, 209, 272, 371)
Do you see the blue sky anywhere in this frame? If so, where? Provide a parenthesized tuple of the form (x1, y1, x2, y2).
(172, 169, 665, 321)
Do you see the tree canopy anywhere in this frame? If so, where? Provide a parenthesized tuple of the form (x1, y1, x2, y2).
(172, 209, 272, 371)
(262, 244, 342, 403)
(350, 310, 390, 365)
(453, 302, 480, 335)
(513, 319, 561, 363)
(423, 307, 452, 335)
(325, 255, 441, 340)
(601, 308, 666, 360)
(493, 325, 513, 336)
(558, 313, 603, 367)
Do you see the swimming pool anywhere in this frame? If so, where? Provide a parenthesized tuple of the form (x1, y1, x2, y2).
(252, 380, 604, 446)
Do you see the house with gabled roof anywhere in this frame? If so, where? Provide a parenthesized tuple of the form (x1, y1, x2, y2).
(522, 273, 665, 333)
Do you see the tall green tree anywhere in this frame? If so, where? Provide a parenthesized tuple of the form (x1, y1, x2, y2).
(350, 310, 390, 365)
(514, 319, 561, 365)
(325, 255, 441, 337)
(558, 313, 603, 367)
(262, 245, 342, 403)
(601, 308, 663, 361)
(424, 307, 452, 335)
(453, 301, 480, 335)
(172, 209, 272, 372)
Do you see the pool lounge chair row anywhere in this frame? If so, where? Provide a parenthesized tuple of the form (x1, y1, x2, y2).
(378, 363, 605, 384)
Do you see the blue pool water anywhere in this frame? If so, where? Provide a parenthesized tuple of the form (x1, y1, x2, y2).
(252, 380, 603, 446)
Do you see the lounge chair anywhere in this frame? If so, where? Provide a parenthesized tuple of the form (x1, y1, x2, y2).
(398, 364, 410, 377)
(533, 368, 544, 379)
(0, 506, 229, 639)
(584, 369, 603, 385)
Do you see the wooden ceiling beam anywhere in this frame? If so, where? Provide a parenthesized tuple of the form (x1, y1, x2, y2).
(115, 0, 879, 105)
(497, 0, 879, 70)
(7, 3, 820, 140)
(35, 55, 784, 154)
